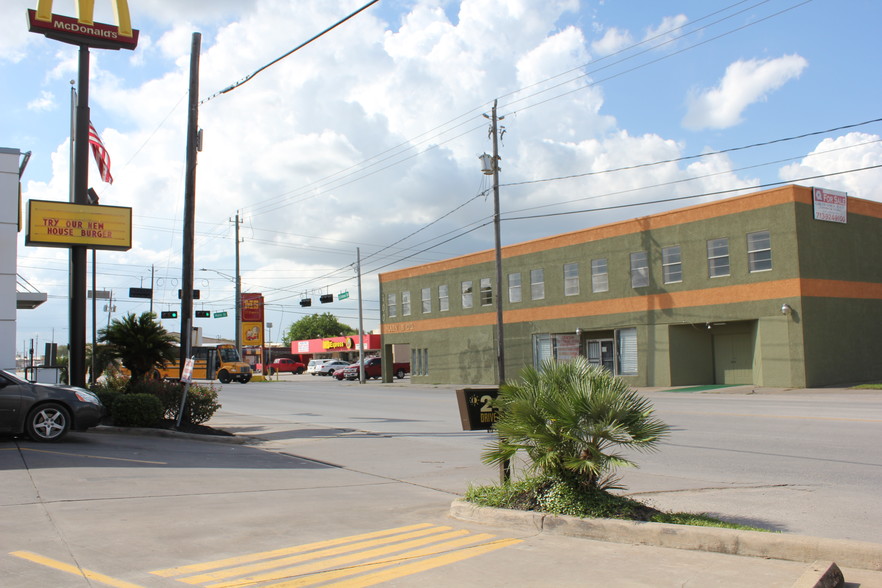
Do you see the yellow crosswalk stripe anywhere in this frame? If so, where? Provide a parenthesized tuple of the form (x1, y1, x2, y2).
(264, 533, 511, 587)
(185, 527, 459, 586)
(323, 538, 523, 588)
(10, 551, 145, 588)
(152, 524, 521, 588)
(151, 523, 434, 578)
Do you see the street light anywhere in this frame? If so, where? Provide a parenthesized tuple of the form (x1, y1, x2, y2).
(200, 267, 241, 357)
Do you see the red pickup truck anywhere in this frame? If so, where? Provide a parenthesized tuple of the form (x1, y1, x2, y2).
(266, 358, 306, 375)
(342, 357, 410, 380)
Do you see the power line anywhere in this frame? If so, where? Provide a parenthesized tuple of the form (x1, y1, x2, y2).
(201, 0, 381, 105)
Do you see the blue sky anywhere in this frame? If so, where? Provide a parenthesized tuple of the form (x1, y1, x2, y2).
(4, 0, 881, 353)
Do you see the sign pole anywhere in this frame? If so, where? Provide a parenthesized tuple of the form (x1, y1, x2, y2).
(69, 43, 90, 388)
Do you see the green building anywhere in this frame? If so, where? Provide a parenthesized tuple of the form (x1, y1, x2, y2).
(379, 185, 882, 388)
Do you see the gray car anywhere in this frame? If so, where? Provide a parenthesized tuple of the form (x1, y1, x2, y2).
(0, 369, 105, 442)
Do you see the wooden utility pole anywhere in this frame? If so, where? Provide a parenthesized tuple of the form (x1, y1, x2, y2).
(179, 32, 201, 374)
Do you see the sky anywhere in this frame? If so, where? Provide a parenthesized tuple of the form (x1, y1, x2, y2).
(5, 0, 882, 355)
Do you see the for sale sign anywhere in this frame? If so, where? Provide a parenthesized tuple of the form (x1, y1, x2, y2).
(812, 187, 847, 224)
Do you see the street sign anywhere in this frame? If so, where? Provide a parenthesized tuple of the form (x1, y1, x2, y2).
(455, 388, 500, 431)
(214, 311, 228, 318)
(338, 291, 350, 300)
(129, 287, 152, 299)
(88, 290, 111, 299)
(178, 289, 200, 299)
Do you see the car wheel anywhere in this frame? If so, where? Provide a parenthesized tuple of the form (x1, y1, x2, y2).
(327, 369, 335, 376)
(296, 368, 304, 374)
(151, 369, 162, 380)
(218, 370, 232, 384)
(239, 374, 252, 383)
(395, 369, 406, 379)
(26, 403, 71, 442)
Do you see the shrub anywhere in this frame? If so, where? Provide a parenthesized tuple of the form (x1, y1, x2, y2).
(90, 372, 130, 420)
(127, 379, 221, 424)
(112, 393, 163, 428)
(482, 357, 670, 490)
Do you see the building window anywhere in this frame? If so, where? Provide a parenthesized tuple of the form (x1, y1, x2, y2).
(747, 231, 772, 272)
(386, 293, 397, 318)
(616, 328, 638, 376)
(438, 284, 449, 312)
(480, 277, 492, 306)
(564, 262, 580, 296)
(401, 291, 411, 316)
(662, 245, 682, 284)
(707, 238, 730, 278)
(421, 287, 431, 313)
(630, 251, 649, 288)
(591, 258, 608, 293)
(411, 348, 429, 376)
(461, 280, 473, 309)
(508, 272, 522, 303)
(530, 268, 545, 300)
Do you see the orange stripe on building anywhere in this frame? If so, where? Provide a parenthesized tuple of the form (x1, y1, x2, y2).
(381, 278, 880, 335)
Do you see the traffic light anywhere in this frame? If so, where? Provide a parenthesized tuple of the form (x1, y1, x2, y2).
(299, 298, 312, 307)
(319, 294, 333, 304)
(160, 311, 178, 319)
(195, 310, 210, 318)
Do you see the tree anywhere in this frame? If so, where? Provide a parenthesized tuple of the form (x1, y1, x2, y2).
(482, 357, 670, 490)
(99, 312, 178, 383)
(283, 312, 356, 344)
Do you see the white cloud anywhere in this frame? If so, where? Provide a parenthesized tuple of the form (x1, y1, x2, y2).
(643, 14, 688, 45)
(778, 132, 882, 201)
(591, 27, 633, 57)
(683, 54, 808, 130)
(27, 90, 56, 112)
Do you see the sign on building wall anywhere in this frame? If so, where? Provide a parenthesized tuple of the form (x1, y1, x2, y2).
(812, 187, 847, 224)
(26, 200, 132, 251)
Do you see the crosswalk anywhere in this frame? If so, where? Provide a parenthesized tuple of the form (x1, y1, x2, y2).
(12, 523, 521, 587)
(151, 523, 521, 587)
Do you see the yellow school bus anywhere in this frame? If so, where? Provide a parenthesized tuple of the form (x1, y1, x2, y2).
(152, 344, 252, 383)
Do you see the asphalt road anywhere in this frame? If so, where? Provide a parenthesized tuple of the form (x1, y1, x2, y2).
(1, 376, 880, 587)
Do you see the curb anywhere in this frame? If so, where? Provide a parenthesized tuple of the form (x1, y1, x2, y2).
(449, 499, 882, 574)
(90, 425, 250, 444)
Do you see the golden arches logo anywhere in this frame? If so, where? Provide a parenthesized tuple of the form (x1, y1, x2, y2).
(35, 0, 133, 37)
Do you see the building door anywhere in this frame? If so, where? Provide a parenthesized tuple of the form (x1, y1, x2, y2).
(587, 339, 615, 373)
(713, 333, 753, 384)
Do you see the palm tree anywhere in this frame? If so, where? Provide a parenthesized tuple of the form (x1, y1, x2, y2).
(482, 357, 670, 490)
(99, 312, 178, 383)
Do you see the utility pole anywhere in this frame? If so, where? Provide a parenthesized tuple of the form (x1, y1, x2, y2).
(179, 32, 201, 375)
(489, 100, 505, 384)
(232, 211, 242, 358)
(356, 248, 365, 384)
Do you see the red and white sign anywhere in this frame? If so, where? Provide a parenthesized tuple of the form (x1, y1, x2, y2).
(812, 187, 847, 224)
(181, 358, 195, 383)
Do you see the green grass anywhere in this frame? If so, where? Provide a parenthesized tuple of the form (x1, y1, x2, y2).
(465, 477, 771, 532)
(852, 383, 882, 389)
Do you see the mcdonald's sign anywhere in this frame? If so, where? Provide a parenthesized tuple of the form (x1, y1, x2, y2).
(27, 0, 139, 50)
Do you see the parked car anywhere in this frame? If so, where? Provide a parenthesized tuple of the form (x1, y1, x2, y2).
(0, 369, 105, 442)
(316, 360, 351, 376)
(342, 357, 410, 380)
(333, 368, 347, 380)
(306, 359, 334, 375)
(266, 358, 306, 375)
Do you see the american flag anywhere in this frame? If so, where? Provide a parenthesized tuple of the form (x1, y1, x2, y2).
(88, 122, 113, 184)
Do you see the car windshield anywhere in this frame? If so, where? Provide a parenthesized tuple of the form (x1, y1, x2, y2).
(0, 369, 26, 384)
